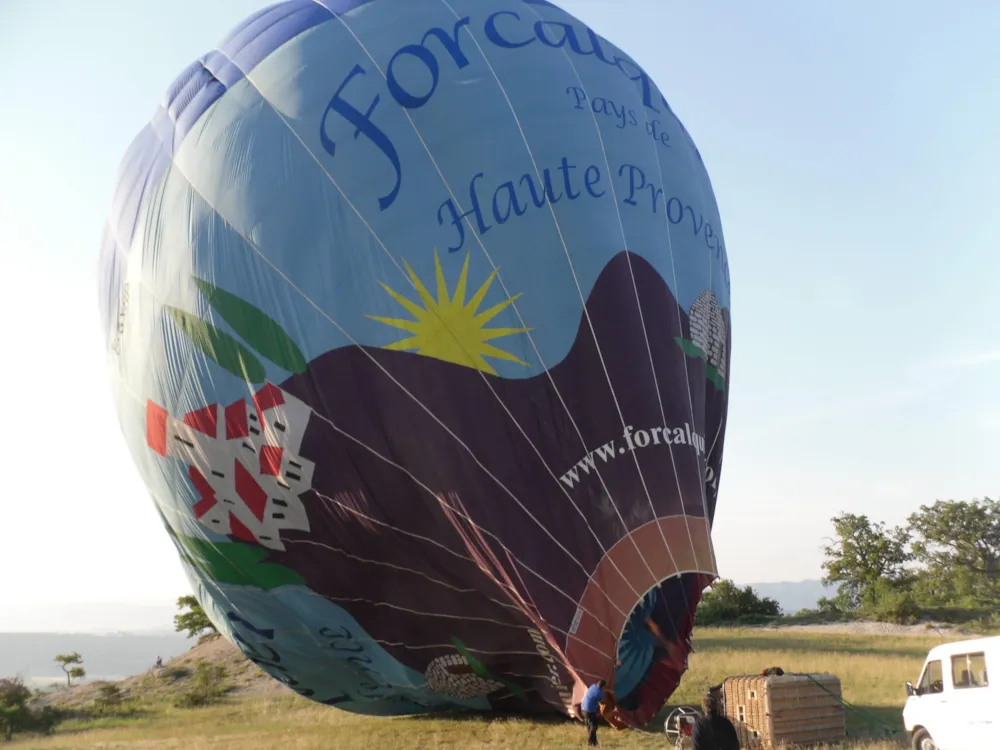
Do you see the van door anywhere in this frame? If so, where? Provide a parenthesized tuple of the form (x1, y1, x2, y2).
(912, 658, 952, 747)
(948, 649, 992, 748)
(914, 659, 947, 747)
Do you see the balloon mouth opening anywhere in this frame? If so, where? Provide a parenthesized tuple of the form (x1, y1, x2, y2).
(612, 575, 696, 710)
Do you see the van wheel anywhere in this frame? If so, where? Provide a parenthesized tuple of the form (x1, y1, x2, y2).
(911, 728, 937, 750)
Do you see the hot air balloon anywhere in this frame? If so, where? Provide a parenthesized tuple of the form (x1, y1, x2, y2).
(97, 0, 731, 728)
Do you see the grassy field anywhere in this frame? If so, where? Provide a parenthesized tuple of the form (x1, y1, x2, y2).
(12, 627, 945, 749)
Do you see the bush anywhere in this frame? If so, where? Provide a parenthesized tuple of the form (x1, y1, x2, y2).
(0, 677, 32, 742)
(0, 677, 59, 742)
(31, 707, 58, 736)
(96, 684, 123, 708)
(174, 661, 228, 709)
(816, 596, 844, 615)
(159, 665, 190, 682)
(957, 613, 1000, 635)
(89, 683, 141, 718)
(860, 580, 922, 625)
(0, 678, 31, 709)
(695, 579, 781, 626)
(174, 691, 211, 708)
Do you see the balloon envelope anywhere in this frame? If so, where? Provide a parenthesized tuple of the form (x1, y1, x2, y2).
(99, 0, 731, 727)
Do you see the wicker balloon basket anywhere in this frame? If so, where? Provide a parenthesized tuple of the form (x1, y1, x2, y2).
(720, 673, 847, 748)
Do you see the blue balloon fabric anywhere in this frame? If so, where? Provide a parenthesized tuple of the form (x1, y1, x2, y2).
(98, 0, 731, 728)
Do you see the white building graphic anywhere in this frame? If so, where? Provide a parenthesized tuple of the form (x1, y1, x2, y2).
(146, 383, 315, 550)
(688, 290, 728, 381)
(424, 653, 504, 699)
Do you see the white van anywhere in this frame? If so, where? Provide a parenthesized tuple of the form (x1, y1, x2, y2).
(902, 635, 998, 750)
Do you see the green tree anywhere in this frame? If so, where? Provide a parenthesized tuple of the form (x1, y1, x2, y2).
(861, 577, 921, 624)
(820, 513, 913, 611)
(695, 579, 781, 625)
(815, 595, 842, 614)
(0, 705, 28, 743)
(0, 678, 31, 742)
(174, 595, 218, 640)
(53, 653, 85, 688)
(908, 497, 1000, 606)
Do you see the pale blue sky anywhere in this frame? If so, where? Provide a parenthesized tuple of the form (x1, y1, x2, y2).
(1, 0, 997, 622)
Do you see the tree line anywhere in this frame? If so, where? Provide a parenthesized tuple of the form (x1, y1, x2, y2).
(818, 497, 999, 624)
(696, 496, 999, 627)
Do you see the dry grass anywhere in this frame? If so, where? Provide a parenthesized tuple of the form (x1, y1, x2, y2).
(14, 628, 948, 749)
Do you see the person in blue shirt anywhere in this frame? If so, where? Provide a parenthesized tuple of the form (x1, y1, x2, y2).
(580, 679, 606, 746)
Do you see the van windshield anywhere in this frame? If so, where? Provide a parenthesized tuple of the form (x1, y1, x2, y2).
(917, 659, 944, 695)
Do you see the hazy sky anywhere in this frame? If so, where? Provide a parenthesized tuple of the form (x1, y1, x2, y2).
(1, 0, 997, 624)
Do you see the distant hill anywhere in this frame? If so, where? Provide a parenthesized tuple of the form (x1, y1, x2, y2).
(0, 632, 193, 686)
(38, 635, 289, 709)
(746, 580, 832, 614)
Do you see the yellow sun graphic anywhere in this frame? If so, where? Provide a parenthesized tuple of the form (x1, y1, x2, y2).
(368, 250, 532, 375)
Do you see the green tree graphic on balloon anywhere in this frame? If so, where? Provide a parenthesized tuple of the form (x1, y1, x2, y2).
(168, 524, 304, 592)
(166, 278, 307, 384)
(424, 637, 527, 701)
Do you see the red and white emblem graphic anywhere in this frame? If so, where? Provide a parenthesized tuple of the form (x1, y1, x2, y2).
(145, 383, 315, 550)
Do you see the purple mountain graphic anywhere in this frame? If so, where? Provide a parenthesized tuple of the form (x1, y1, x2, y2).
(276, 250, 726, 720)
(148, 250, 728, 725)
